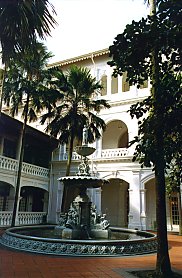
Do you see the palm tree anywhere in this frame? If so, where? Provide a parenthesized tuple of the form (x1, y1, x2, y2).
(0, 0, 57, 114)
(3, 42, 55, 226)
(41, 65, 110, 211)
(0, 0, 56, 64)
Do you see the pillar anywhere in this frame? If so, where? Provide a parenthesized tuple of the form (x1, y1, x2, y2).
(47, 173, 63, 224)
(96, 138, 102, 158)
(140, 188, 147, 230)
(128, 171, 142, 229)
(43, 191, 49, 212)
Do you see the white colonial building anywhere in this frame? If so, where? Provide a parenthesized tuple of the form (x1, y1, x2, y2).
(0, 49, 180, 232)
(47, 49, 181, 232)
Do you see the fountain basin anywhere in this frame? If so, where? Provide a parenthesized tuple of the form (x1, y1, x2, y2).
(1, 225, 157, 257)
(59, 176, 108, 188)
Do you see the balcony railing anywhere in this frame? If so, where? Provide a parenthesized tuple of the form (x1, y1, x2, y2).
(0, 155, 49, 178)
(101, 148, 129, 158)
(0, 211, 47, 227)
(53, 148, 132, 161)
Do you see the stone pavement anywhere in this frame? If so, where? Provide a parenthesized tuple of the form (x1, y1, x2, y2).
(0, 230, 181, 278)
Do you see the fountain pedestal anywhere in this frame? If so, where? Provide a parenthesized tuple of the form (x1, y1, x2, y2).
(58, 135, 110, 240)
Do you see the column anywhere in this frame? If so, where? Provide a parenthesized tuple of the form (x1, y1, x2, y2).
(56, 181, 64, 223)
(95, 188, 102, 214)
(128, 171, 142, 229)
(96, 138, 102, 158)
(140, 188, 147, 230)
(47, 173, 63, 224)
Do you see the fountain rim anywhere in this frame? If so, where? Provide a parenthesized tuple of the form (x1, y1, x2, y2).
(1, 225, 157, 257)
(3, 225, 157, 244)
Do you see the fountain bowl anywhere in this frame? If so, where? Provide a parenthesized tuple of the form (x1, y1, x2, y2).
(1, 225, 157, 257)
(59, 176, 109, 188)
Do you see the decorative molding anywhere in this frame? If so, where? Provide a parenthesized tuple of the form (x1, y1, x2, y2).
(1, 226, 157, 257)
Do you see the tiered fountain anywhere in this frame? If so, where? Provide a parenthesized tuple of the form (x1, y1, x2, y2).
(55, 126, 110, 240)
(1, 127, 157, 256)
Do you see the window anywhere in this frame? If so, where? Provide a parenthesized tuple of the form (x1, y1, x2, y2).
(171, 196, 179, 225)
(101, 74, 107, 96)
(122, 72, 130, 92)
(111, 76, 118, 94)
(140, 80, 148, 89)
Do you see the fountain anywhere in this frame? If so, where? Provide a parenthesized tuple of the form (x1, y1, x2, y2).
(0, 127, 157, 256)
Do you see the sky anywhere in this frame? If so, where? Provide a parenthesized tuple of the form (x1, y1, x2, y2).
(45, 0, 149, 63)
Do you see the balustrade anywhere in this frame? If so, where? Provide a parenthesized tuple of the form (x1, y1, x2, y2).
(101, 148, 129, 158)
(0, 155, 49, 178)
(52, 148, 131, 161)
(0, 211, 47, 227)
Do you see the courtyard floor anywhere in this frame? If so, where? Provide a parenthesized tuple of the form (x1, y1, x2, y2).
(0, 229, 182, 278)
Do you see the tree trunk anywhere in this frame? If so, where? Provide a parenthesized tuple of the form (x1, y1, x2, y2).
(0, 64, 7, 116)
(155, 154, 172, 276)
(177, 191, 182, 236)
(11, 93, 30, 227)
(150, 0, 172, 275)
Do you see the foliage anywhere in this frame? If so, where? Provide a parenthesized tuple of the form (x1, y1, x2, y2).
(41, 65, 110, 210)
(108, 0, 181, 183)
(41, 65, 110, 147)
(108, 0, 181, 276)
(0, 0, 57, 64)
(3, 42, 55, 121)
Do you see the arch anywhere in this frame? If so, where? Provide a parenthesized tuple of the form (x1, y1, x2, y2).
(102, 120, 128, 149)
(0, 181, 15, 211)
(101, 178, 129, 227)
(20, 186, 48, 212)
(0, 175, 15, 188)
(102, 172, 131, 185)
(141, 172, 155, 187)
(20, 180, 49, 192)
(144, 177, 156, 230)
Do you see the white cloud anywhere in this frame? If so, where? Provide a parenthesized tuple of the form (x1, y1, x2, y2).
(45, 0, 149, 62)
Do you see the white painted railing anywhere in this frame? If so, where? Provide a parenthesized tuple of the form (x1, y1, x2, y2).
(0, 156, 17, 171)
(0, 212, 12, 227)
(0, 211, 47, 227)
(22, 162, 49, 177)
(52, 148, 131, 161)
(101, 148, 129, 158)
(18, 212, 47, 225)
(0, 155, 49, 178)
